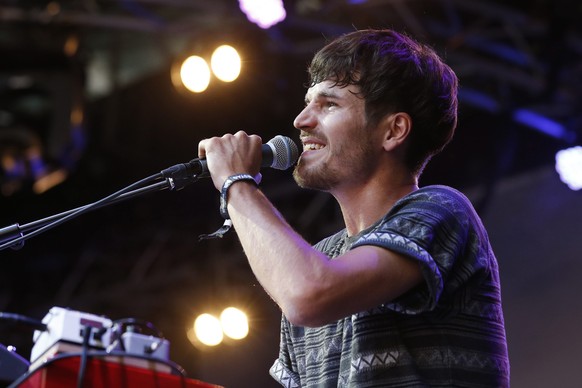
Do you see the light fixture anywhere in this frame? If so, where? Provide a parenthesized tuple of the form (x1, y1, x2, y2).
(239, 0, 286, 29)
(173, 44, 242, 93)
(555, 146, 582, 191)
(193, 313, 223, 346)
(210, 45, 242, 83)
(189, 306, 250, 348)
(179, 55, 211, 93)
(220, 307, 249, 340)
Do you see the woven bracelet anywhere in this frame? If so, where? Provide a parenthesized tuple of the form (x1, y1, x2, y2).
(219, 173, 259, 219)
(199, 173, 259, 240)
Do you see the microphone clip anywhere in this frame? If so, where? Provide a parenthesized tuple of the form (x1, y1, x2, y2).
(160, 160, 207, 191)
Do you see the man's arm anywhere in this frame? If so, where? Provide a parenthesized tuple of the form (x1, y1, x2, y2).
(225, 181, 422, 327)
(198, 132, 423, 327)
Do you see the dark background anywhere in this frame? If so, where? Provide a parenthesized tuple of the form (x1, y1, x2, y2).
(1, 1, 581, 387)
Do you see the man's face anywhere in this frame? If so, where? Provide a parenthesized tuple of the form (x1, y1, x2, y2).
(292, 80, 380, 192)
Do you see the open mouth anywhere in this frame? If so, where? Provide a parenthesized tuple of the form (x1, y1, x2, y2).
(303, 142, 325, 151)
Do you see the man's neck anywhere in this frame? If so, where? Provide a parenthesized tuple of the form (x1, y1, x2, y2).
(334, 178, 418, 236)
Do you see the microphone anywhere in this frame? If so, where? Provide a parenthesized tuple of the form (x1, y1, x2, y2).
(161, 135, 299, 183)
(259, 135, 300, 171)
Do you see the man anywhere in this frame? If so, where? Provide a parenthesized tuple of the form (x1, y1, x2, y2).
(198, 29, 509, 387)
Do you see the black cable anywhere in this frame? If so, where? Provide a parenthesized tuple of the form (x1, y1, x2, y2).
(0, 312, 47, 332)
(0, 172, 162, 251)
(76, 325, 93, 388)
(1, 156, 207, 251)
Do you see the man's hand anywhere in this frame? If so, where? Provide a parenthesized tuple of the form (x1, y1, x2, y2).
(197, 131, 263, 191)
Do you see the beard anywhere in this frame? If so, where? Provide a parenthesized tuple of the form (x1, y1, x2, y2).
(293, 129, 378, 191)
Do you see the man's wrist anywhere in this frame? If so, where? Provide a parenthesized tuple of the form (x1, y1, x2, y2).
(219, 173, 260, 219)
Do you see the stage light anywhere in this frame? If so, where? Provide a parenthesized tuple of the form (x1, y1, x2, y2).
(555, 146, 582, 191)
(193, 313, 223, 346)
(211, 45, 241, 83)
(220, 307, 249, 340)
(173, 45, 242, 93)
(189, 306, 250, 348)
(63, 34, 79, 57)
(180, 55, 211, 93)
(239, 0, 286, 29)
(512, 109, 576, 143)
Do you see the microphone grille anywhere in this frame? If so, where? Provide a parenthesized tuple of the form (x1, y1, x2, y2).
(268, 135, 299, 170)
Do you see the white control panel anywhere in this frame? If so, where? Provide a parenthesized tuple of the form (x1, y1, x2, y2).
(29, 306, 172, 373)
(30, 306, 113, 364)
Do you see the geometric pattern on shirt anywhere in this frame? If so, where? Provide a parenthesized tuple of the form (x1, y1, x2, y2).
(415, 347, 509, 374)
(465, 298, 505, 321)
(270, 359, 300, 388)
(272, 186, 510, 388)
(305, 333, 343, 365)
(352, 230, 429, 260)
(352, 230, 444, 314)
(351, 349, 400, 374)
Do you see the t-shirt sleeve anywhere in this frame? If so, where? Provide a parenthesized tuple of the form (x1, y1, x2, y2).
(349, 186, 478, 314)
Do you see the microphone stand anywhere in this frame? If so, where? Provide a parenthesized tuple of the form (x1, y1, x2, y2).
(0, 161, 203, 252)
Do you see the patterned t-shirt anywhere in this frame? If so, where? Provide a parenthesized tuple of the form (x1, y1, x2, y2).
(270, 185, 510, 387)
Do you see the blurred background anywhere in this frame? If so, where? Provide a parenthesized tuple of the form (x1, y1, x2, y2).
(0, 0, 581, 387)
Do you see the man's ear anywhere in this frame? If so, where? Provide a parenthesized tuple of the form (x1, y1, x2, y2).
(381, 112, 412, 151)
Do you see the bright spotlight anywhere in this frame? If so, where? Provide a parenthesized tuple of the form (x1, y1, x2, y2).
(555, 146, 582, 191)
(211, 45, 241, 82)
(220, 307, 249, 340)
(239, 0, 286, 29)
(180, 55, 211, 93)
(194, 313, 223, 346)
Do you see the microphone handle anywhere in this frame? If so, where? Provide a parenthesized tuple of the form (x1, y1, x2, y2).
(161, 136, 298, 183)
(186, 143, 275, 178)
